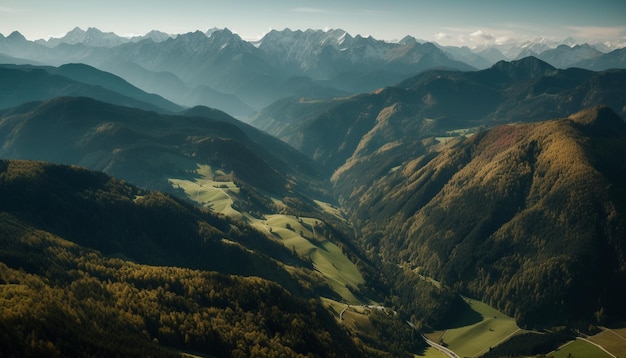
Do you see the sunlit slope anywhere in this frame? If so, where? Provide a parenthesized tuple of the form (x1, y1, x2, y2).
(254, 214, 366, 304)
(169, 164, 241, 217)
(169, 164, 365, 304)
(344, 106, 626, 327)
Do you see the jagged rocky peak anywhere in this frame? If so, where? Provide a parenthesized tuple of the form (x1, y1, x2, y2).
(7, 31, 26, 41)
(399, 35, 418, 45)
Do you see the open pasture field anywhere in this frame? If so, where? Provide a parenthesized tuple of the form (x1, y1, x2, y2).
(253, 214, 365, 304)
(426, 297, 521, 358)
(549, 338, 614, 358)
(168, 164, 240, 216)
(587, 325, 626, 357)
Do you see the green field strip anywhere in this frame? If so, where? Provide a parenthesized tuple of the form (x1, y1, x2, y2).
(549, 338, 614, 358)
(255, 214, 365, 304)
(438, 297, 521, 358)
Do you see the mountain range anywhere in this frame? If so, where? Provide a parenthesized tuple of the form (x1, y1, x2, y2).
(2, 27, 624, 117)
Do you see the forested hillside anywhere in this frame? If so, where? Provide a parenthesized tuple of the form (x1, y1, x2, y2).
(337, 106, 626, 327)
(0, 214, 359, 357)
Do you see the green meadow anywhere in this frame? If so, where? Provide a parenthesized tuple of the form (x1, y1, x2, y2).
(253, 214, 366, 304)
(168, 164, 241, 217)
(549, 339, 614, 358)
(427, 297, 521, 358)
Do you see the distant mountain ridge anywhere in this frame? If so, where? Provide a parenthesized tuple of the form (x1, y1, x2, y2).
(0, 27, 477, 114)
(251, 57, 626, 174)
(0, 64, 181, 113)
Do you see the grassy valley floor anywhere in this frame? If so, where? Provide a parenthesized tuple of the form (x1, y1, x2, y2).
(425, 297, 522, 358)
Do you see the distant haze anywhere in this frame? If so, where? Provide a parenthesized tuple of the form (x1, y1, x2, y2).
(2, 0, 625, 47)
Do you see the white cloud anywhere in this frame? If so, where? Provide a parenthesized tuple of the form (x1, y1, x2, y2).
(565, 25, 626, 41)
(435, 32, 450, 41)
(470, 30, 495, 41)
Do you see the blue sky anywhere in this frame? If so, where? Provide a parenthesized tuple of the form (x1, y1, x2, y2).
(1, 0, 625, 46)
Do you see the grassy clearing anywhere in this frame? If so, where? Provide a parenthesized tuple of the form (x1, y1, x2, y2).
(588, 326, 626, 357)
(314, 199, 346, 221)
(168, 164, 241, 217)
(435, 126, 481, 144)
(549, 339, 614, 358)
(427, 297, 521, 358)
(411, 267, 442, 288)
(253, 215, 365, 304)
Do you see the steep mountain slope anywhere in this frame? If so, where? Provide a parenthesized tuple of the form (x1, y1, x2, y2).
(100, 60, 255, 117)
(0, 64, 180, 113)
(251, 57, 626, 174)
(0, 97, 326, 208)
(0, 160, 305, 288)
(336, 106, 626, 327)
(437, 44, 493, 69)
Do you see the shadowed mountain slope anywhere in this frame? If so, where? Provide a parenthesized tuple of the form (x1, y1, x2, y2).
(0, 97, 327, 209)
(0, 64, 181, 113)
(0, 160, 305, 286)
(571, 47, 626, 71)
